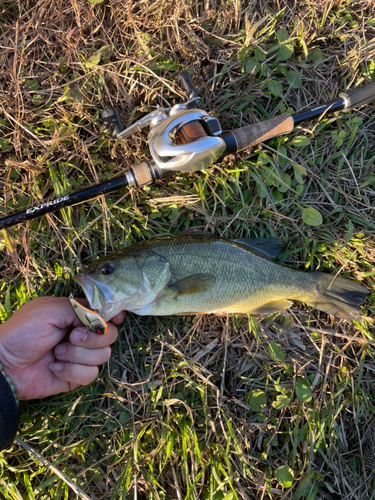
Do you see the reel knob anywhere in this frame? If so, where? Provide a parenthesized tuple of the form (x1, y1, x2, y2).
(176, 71, 201, 101)
(102, 108, 124, 137)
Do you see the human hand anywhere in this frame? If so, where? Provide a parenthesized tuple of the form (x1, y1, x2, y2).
(0, 296, 125, 400)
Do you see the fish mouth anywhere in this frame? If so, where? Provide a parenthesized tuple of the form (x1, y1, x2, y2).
(74, 274, 116, 320)
(74, 274, 94, 304)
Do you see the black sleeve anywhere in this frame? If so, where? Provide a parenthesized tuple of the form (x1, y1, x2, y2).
(0, 371, 18, 451)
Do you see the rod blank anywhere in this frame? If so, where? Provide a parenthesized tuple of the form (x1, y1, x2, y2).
(0, 175, 130, 230)
(340, 81, 375, 111)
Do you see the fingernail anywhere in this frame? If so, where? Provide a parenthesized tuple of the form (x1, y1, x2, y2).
(49, 362, 63, 373)
(55, 344, 66, 356)
(71, 329, 86, 343)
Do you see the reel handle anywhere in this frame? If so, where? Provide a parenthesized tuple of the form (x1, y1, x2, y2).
(102, 107, 124, 136)
(176, 71, 200, 100)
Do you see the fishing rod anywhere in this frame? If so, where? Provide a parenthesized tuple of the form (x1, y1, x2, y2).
(1, 72, 375, 230)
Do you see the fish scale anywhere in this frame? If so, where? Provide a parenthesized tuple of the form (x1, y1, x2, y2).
(137, 239, 315, 315)
(75, 235, 369, 322)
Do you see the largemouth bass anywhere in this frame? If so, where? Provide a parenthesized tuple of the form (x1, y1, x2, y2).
(74, 235, 369, 321)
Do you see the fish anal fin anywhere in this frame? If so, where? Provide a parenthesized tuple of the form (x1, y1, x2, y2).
(168, 273, 216, 296)
(251, 299, 292, 315)
(233, 238, 284, 259)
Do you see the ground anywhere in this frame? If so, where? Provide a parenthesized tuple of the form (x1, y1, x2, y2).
(0, 0, 375, 499)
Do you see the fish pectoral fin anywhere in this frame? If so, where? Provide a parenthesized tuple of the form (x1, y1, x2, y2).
(251, 299, 292, 315)
(168, 273, 216, 296)
(233, 238, 284, 259)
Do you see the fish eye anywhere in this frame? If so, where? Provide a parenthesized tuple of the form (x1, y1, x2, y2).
(101, 263, 116, 275)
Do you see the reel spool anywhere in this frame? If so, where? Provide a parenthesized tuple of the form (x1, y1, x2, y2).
(174, 120, 209, 145)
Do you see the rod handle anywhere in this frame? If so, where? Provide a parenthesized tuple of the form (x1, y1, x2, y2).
(224, 113, 294, 152)
(340, 81, 375, 111)
(176, 71, 200, 100)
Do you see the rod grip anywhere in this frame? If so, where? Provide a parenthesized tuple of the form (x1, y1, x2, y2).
(131, 162, 155, 186)
(229, 113, 294, 152)
(340, 81, 375, 111)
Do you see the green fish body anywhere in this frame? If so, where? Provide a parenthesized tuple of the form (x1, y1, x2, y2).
(74, 235, 368, 321)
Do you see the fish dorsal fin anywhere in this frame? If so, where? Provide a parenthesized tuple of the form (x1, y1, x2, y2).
(177, 227, 213, 237)
(251, 299, 292, 315)
(168, 273, 216, 296)
(233, 238, 284, 259)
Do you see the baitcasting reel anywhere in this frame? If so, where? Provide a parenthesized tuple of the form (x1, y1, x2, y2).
(101, 71, 237, 187)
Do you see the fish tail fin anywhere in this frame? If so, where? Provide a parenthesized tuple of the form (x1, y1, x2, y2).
(307, 272, 369, 321)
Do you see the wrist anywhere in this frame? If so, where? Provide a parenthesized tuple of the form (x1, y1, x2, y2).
(0, 369, 19, 451)
(0, 327, 22, 402)
(0, 361, 19, 406)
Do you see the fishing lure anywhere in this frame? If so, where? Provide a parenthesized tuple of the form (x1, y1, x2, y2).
(69, 295, 108, 339)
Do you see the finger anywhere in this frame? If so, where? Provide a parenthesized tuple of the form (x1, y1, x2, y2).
(69, 322, 118, 348)
(27, 296, 91, 331)
(109, 311, 125, 325)
(49, 362, 99, 386)
(38, 380, 82, 399)
(54, 343, 111, 365)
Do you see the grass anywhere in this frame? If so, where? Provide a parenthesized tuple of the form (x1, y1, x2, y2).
(1, 0, 375, 498)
